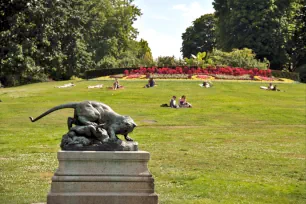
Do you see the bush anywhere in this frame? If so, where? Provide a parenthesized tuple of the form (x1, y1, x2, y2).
(295, 64, 306, 83)
(85, 68, 136, 79)
(271, 70, 300, 82)
(207, 48, 269, 70)
(70, 76, 83, 81)
(0, 73, 50, 87)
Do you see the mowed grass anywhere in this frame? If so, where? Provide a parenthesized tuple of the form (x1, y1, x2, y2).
(0, 80, 305, 204)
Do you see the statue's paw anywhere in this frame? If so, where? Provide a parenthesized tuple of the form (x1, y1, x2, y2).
(125, 135, 134, 141)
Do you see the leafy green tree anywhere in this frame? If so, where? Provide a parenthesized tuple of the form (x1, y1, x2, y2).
(284, 0, 306, 71)
(156, 56, 177, 67)
(90, 0, 141, 68)
(181, 14, 216, 58)
(137, 39, 154, 66)
(213, 0, 305, 70)
(0, 0, 144, 85)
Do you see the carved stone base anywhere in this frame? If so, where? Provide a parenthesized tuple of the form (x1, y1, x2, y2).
(61, 140, 138, 151)
(47, 151, 158, 204)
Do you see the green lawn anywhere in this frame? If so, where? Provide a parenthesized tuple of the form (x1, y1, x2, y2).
(0, 80, 305, 204)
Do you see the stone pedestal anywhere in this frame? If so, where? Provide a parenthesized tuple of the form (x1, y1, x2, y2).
(47, 151, 158, 204)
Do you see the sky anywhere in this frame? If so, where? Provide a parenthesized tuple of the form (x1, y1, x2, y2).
(133, 0, 215, 59)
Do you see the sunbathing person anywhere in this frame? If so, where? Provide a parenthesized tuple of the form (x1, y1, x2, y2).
(270, 85, 281, 91)
(88, 84, 103, 89)
(268, 83, 274, 90)
(260, 83, 274, 90)
(179, 95, 192, 108)
(56, 82, 75, 88)
(203, 81, 212, 88)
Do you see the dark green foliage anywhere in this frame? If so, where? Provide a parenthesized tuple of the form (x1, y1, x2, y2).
(213, 0, 305, 70)
(181, 14, 216, 58)
(271, 70, 300, 81)
(0, 0, 146, 86)
(296, 64, 306, 82)
(85, 68, 135, 79)
(285, 1, 306, 71)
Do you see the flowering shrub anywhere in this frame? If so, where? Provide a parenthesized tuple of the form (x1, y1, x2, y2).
(195, 75, 210, 79)
(125, 74, 146, 79)
(150, 74, 189, 79)
(124, 66, 272, 77)
(213, 74, 252, 80)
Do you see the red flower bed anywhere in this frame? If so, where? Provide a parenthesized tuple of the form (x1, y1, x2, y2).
(126, 74, 142, 79)
(196, 75, 210, 79)
(124, 66, 271, 77)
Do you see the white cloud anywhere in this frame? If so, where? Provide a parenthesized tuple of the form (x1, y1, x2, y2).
(133, 1, 215, 59)
(172, 1, 214, 20)
(172, 4, 188, 11)
(134, 18, 180, 59)
(151, 14, 172, 21)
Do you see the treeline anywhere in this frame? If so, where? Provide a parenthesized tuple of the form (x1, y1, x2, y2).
(182, 0, 306, 74)
(0, 0, 154, 86)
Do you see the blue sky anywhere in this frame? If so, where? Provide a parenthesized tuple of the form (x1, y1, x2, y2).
(133, 0, 215, 59)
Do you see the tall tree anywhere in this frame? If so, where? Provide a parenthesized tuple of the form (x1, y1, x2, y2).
(213, 0, 305, 69)
(181, 14, 216, 58)
(89, 0, 141, 68)
(284, 0, 306, 71)
(0, 0, 143, 85)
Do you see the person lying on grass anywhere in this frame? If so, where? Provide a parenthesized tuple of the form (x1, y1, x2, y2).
(270, 85, 282, 91)
(260, 83, 282, 91)
(55, 82, 75, 88)
(179, 95, 192, 108)
(88, 84, 103, 89)
(199, 81, 212, 88)
(268, 83, 274, 90)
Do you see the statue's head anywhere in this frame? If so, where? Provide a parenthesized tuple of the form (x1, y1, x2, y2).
(114, 115, 137, 135)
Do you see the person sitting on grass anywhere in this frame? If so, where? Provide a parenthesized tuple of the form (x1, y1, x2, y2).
(179, 95, 192, 108)
(144, 77, 155, 88)
(113, 78, 123, 90)
(170, 96, 179, 108)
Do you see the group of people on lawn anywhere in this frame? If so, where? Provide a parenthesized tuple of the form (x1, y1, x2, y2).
(169, 95, 192, 108)
(113, 77, 156, 90)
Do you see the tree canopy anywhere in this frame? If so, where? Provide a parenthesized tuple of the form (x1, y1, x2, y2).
(181, 14, 216, 58)
(0, 0, 153, 86)
(213, 0, 305, 70)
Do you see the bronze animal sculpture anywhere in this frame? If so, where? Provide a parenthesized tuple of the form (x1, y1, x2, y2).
(29, 101, 136, 142)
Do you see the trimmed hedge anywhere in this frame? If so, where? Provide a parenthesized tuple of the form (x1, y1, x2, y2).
(271, 70, 300, 81)
(85, 68, 133, 79)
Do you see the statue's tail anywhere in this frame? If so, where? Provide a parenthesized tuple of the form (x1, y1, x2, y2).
(29, 102, 79, 122)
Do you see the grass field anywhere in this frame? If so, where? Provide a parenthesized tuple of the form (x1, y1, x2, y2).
(0, 80, 305, 204)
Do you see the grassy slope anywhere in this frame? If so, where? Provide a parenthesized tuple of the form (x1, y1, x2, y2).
(0, 80, 305, 204)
